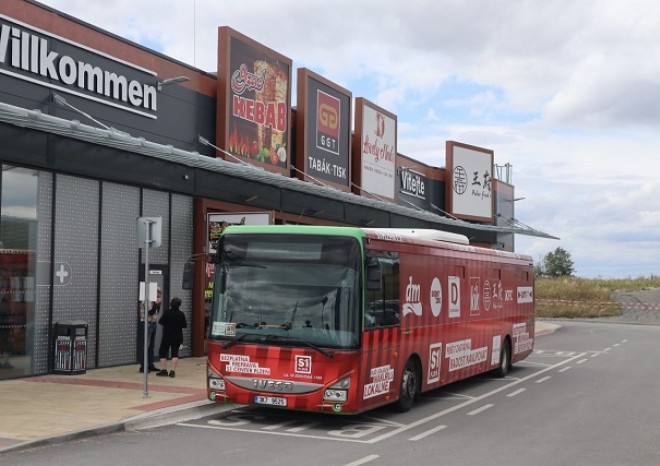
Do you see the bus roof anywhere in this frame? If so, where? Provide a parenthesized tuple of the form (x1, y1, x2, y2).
(221, 225, 467, 242)
(362, 228, 469, 244)
(220, 225, 532, 263)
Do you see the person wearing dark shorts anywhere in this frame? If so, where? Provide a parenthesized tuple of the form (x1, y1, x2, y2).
(156, 297, 187, 378)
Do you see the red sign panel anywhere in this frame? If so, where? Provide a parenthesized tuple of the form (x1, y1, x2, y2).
(217, 27, 292, 176)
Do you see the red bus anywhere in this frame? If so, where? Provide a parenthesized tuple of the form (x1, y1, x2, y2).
(204, 225, 534, 414)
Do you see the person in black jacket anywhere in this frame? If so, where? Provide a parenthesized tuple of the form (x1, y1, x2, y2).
(155, 297, 187, 378)
(138, 288, 161, 373)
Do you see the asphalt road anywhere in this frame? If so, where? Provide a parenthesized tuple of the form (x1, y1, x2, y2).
(608, 289, 660, 324)
(5, 319, 660, 466)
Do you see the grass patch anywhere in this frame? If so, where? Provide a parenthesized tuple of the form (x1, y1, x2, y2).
(535, 275, 660, 319)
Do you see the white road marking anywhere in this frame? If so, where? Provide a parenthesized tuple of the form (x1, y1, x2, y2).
(468, 404, 494, 416)
(409, 424, 447, 441)
(367, 352, 587, 444)
(535, 376, 551, 384)
(441, 392, 475, 400)
(179, 351, 589, 445)
(517, 360, 553, 367)
(262, 421, 317, 432)
(577, 359, 588, 364)
(344, 455, 380, 466)
(360, 416, 406, 427)
(558, 366, 571, 373)
(507, 388, 526, 397)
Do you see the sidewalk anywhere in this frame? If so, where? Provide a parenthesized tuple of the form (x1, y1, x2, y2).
(0, 321, 560, 454)
(0, 357, 236, 454)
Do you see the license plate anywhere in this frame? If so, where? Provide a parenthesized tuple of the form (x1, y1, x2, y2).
(254, 395, 287, 407)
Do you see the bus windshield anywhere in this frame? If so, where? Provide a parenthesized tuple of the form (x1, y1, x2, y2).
(209, 234, 361, 350)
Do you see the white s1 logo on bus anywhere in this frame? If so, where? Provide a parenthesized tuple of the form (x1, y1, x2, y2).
(295, 355, 312, 374)
(428, 343, 442, 384)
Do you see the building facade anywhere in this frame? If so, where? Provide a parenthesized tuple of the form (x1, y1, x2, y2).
(0, 1, 551, 380)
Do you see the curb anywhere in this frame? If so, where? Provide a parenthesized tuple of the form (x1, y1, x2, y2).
(124, 400, 239, 430)
(0, 401, 238, 455)
(535, 321, 561, 337)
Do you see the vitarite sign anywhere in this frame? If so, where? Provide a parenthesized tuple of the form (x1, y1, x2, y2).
(399, 168, 426, 201)
(0, 15, 158, 118)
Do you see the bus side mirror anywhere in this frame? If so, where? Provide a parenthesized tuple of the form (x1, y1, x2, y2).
(182, 261, 194, 290)
(366, 261, 382, 290)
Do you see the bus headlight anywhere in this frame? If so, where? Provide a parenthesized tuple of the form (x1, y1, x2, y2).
(324, 389, 348, 402)
(209, 378, 225, 391)
(208, 369, 225, 391)
(323, 377, 350, 402)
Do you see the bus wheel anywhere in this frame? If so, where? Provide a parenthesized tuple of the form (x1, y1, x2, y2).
(394, 358, 419, 412)
(494, 338, 511, 378)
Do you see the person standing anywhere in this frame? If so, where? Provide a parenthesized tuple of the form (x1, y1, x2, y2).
(138, 288, 161, 373)
(156, 297, 187, 378)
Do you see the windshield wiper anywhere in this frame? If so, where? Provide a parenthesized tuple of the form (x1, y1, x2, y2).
(230, 260, 267, 269)
(221, 331, 285, 350)
(221, 332, 255, 350)
(222, 333, 333, 359)
(280, 336, 334, 359)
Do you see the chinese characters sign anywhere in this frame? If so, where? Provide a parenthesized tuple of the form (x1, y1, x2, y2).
(446, 141, 494, 222)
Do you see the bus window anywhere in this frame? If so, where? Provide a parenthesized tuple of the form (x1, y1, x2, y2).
(365, 251, 400, 328)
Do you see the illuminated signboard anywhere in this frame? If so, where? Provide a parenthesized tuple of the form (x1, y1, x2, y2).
(446, 141, 494, 222)
(217, 27, 292, 176)
(297, 68, 351, 191)
(352, 98, 397, 201)
(0, 14, 158, 118)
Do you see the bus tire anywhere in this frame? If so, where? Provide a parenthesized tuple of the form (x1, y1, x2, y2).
(494, 338, 511, 378)
(394, 358, 419, 412)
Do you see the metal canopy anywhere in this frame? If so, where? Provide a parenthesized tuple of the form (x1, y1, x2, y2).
(0, 101, 558, 240)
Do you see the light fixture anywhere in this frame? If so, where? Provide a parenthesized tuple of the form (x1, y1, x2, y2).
(398, 165, 420, 174)
(157, 76, 191, 91)
(429, 203, 459, 220)
(244, 195, 259, 203)
(52, 93, 110, 130)
(300, 208, 324, 216)
(350, 182, 389, 203)
(290, 164, 329, 188)
(198, 135, 257, 169)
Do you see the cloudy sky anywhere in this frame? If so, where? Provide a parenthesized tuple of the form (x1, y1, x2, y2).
(37, 0, 660, 278)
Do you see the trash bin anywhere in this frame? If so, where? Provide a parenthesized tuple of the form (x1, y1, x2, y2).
(53, 320, 88, 375)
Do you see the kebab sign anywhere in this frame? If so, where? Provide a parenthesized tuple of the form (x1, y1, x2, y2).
(219, 27, 292, 172)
